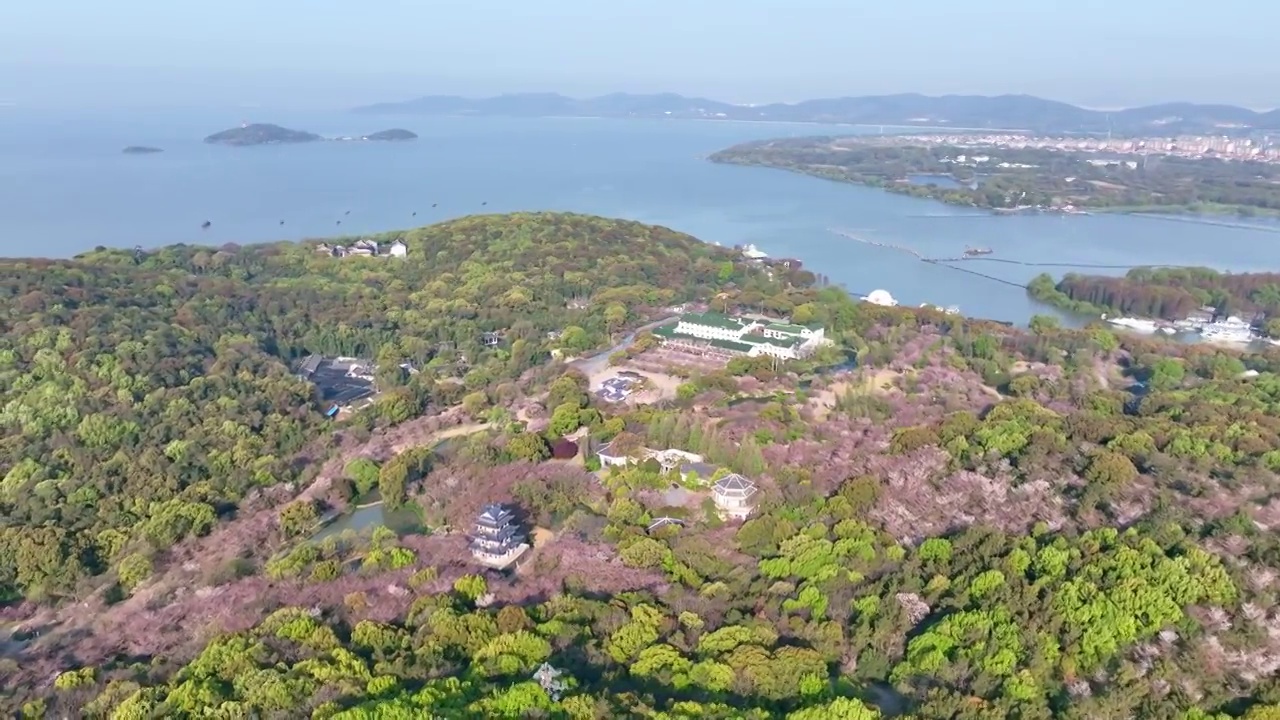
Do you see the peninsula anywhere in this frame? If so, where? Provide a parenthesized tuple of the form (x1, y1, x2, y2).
(352, 91, 1280, 135)
(121, 145, 163, 154)
(710, 135, 1280, 216)
(203, 123, 323, 146)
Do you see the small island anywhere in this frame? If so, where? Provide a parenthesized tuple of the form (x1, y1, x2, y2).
(363, 128, 417, 141)
(122, 146, 163, 154)
(204, 123, 322, 147)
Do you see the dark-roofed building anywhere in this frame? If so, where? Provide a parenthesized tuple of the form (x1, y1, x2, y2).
(712, 474, 758, 520)
(679, 461, 719, 485)
(297, 354, 323, 378)
(470, 503, 530, 570)
(299, 356, 378, 407)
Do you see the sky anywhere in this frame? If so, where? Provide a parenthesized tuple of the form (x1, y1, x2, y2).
(2, 0, 1278, 110)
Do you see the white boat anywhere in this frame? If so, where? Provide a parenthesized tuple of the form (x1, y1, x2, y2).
(1106, 317, 1159, 333)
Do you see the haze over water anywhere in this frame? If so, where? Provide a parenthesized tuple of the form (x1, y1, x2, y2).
(3, 108, 1280, 325)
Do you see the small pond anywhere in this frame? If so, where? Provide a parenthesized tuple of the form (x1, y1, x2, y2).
(310, 490, 427, 543)
(306, 430, 482, 543)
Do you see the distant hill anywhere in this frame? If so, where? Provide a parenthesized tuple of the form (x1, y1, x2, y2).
(353, 92, 1280, 135)
(122, 146, 163, 154)
(204, 123, 322, 146)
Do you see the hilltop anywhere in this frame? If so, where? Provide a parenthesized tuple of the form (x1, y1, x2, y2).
(6, 213, 1280, 717)
(204, 123, 323, 146)
(353, 91, 1280, 135)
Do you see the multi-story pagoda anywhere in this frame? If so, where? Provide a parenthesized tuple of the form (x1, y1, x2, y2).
(470, 503, 530, 570)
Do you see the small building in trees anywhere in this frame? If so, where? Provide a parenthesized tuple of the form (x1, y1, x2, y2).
(646, 517, 685, 534)
(469, 503, 530, 570)
(595, 442, 704, 471)
(389, 240, 408, 258)
(651, 311, 827, 361)
(595, 440, 634, 468)
(712, 474, 758, 520)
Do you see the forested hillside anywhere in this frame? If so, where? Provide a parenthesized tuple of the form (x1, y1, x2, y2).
(6, 214, 1280, 719)
(0, 213, 729, 605)
(1029, 268, 1280, 330)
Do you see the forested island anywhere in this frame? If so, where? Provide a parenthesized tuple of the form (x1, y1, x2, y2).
(204, 123, 323, 146)
(711, 137, 1280, 215)
(121, 146, 163, 154)
(5, 212, 1280, 717)
(204, 124, 418, 146)
(362, 128, 417, 141)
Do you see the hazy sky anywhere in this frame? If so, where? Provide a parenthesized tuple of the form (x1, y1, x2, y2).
(2, 0, 1277, 110)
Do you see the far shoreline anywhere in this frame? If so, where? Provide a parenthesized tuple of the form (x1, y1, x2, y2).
(711, 157, 1280, 227)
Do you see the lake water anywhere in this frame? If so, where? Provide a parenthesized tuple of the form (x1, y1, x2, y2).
(5, 108, 1280, 325)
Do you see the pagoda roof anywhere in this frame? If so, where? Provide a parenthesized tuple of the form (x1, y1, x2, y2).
(713, 473, 757, 498)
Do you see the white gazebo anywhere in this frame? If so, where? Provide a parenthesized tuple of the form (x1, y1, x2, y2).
(711, 474, 758, 520)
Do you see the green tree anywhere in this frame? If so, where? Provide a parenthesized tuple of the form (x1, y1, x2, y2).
(346, 458, 382, 496)
(506, 433, 552, 462)
(1028, 314, 1060, 335)
(279, 500, 319, 538)
(548, 402, 584, 437)
(116, 553, 153, 593)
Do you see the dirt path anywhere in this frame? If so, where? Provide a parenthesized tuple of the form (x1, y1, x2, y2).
(531, 527, 555, 547)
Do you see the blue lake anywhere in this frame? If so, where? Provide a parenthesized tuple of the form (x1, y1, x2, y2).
(4, 108, 1280, 325)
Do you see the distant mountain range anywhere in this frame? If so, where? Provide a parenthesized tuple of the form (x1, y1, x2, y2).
(352, 92, 1280, 136)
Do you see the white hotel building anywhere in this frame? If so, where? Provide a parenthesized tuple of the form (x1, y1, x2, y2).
(654, 312, 828, 361)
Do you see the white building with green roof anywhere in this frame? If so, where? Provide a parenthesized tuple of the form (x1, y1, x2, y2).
(657, 312, 826, 361)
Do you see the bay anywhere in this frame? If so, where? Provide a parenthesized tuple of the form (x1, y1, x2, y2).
(3, 108, 1280, 325)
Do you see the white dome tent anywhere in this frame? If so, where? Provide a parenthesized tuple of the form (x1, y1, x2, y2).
(862, 289, 899, 307)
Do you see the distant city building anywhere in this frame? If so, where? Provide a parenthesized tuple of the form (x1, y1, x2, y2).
(651, 312, 827, 361)
(389, 240, 408, 258)
(470, 503, 529, 570)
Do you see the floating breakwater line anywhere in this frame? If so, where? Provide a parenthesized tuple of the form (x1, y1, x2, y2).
(829, 228, 1206, 278)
